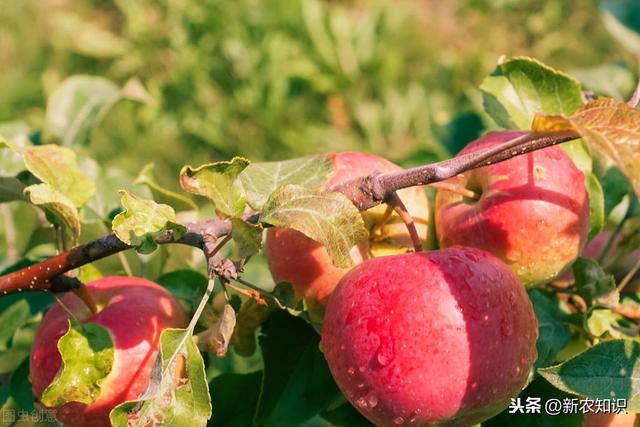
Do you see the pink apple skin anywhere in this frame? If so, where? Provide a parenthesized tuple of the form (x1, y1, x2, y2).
(266, 152, 430, 309)
(435, 131, 590, 286)
(29, 277, 188, 427)
(322, 247, 538, 427)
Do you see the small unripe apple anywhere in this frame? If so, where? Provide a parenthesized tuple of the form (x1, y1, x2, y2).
(29, 276, 188, 427)
(266, 152, 430, 310)
(322, 247, 538, 427)
(435, 131, 590, 286)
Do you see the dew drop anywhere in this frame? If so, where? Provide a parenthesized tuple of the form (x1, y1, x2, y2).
(347, 367, 355, 375)
(393, 417, 405, 425)
(367, 393, 378, 408)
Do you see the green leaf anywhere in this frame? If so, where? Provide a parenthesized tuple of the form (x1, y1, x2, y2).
(572, 257, 618, 308)
(601, 167, 636, 218)
(238, 155, 333, 210)
(180, 157, 250, 218)
(539, 339, 640, 411)
(529, 291, 571, 370)
(230, 218, 263, 259)
(0, 300, 30, 351)
(208, 372, 262, 427)
(112, 190, 184, 254)
(134, 163, 197, 211)
(40, 320, 114, 407)
(155, 270, 208, 314)
(483, 377, 584, 427)
(571, 61, 638, 100)
(110, 328, 211, 427)
(254, 311, 341, 427)
(260, 185, 368, 268)
(0, 177, 26, 203)
(0, 315, 40, 374)
(585, 172, 605, 240)
(45, 75, 121, 147)
(480, 57, 584, 129)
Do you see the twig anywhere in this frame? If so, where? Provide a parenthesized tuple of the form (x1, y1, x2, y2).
(428, 182, 479, 200)
(385, 192, 422, 252)
(617, 256, 640, 292)
(0, 131, 581, 296)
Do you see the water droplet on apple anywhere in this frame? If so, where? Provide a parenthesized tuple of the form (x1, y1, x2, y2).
(355, 397, 367, 408)
(367, 393, 378, 408)
(347, 367, 355, 375)
(393, 417, 405, 425)
(359, 366, 366, 373)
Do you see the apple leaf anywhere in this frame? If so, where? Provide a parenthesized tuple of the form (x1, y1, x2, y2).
(40, 320, 114, 408)
(572, 257, 618, 309)
(529, 291, 571, 370)
(480, 57, 584, 129)
(230, 218, 263, 260)
(0, 142, 97, 243)
(134, 163, 197, 211)
(231, 299, 272, 357)
(238, 154, 333, 210)
(109, 328, 211, 427)
(199, 304, 236, 357)
(254, 310, 341, 427)
(260, 185, 368, 268)
(0, 177, 26, 203)
(533, 98, 640, 197)
(179, 157, 250, 218)
(112, 190, 185, 254)
(571, 62, 638, 100)
(539, 339, 640, 411)
(45, 75, 121, 147)
(208, 372, 262, 427)
(0, 300, 30, 352)
(155, 270, 208, 314)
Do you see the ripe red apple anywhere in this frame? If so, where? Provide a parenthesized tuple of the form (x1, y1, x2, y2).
(322, 247, 538, 427)
(266, 151, 430, 311)
(29, 276, 188, 427)
(435, 131, 590, 286)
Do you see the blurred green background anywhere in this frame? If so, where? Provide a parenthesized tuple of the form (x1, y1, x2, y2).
(1, 0, 638, 180)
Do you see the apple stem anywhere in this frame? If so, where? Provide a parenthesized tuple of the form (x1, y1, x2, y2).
(385, 192, 423, 252)
(73, 283, 99, 314)
(371, 204, 394, 239)
(428, 182, 479, 200)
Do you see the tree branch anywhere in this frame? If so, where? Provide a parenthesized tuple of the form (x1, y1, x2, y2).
(0, 130, 580, 296)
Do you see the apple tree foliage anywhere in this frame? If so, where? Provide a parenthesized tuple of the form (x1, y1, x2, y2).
(2, 10, 640, 427)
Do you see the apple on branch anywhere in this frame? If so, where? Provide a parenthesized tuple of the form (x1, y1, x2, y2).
(435, 131, 590, 286)
(266, 151, 430, 312)
(29, 276, 188, 427)
(322, 246, 538, 426)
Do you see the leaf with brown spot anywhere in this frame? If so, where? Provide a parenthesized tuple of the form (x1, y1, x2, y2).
(533, 98, 640, 196)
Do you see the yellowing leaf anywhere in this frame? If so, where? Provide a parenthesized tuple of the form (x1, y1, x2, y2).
(260, 185, 368, 268)
(112, 190, 184, 254)
(179, 157, 250, 218)
(41, 320, 114, 408)
(533, 98, 640, 197)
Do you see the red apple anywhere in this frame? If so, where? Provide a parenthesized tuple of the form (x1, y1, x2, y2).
(435, 131, 590, 286)
(29, 276, 188, 427)
(322, 247, 538, 427)
(266, 152, 430, 311)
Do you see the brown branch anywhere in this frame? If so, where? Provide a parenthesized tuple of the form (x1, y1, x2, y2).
(0, 219, 231, 295)
(0, 131, 580, 296)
